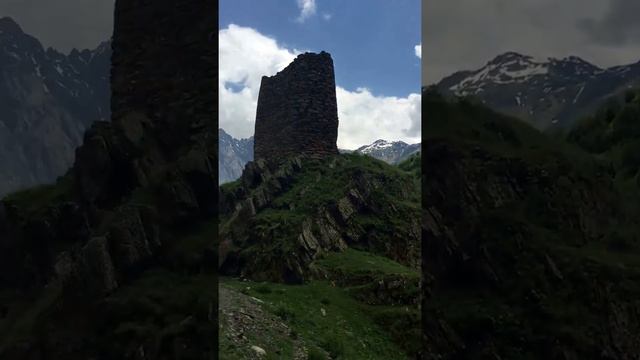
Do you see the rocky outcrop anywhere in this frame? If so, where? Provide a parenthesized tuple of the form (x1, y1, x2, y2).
(254, 51, 339, 163)
(219, 155, 420, 284)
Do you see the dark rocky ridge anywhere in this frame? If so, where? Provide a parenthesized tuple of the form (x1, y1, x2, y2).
(254, 51, 339, 162)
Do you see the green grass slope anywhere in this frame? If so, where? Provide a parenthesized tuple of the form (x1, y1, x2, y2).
(219, 153, 422, 358)
(422, 87, 640, 359)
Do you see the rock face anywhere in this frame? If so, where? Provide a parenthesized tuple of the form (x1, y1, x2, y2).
(254, 51, 339, 162)
(219, 154, 421, 284)
(0, 17, 110, 197)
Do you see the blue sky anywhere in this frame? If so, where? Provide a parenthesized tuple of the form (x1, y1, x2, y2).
(219, 0, 422, 149)
(220, 0, 421, 98)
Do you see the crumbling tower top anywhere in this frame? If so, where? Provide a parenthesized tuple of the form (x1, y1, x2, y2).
(253, 51, 339, 162)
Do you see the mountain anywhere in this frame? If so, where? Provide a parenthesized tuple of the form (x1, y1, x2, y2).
(422, 87, 640, 358)
(218, 132, 421, 184)
(0, 17, 110, 197)
(218, 128, 253, 184)
(437, 51, 640, 129)
(355, 139, 421, 164)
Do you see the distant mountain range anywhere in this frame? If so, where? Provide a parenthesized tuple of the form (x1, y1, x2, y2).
(0, 17, 110, 197)
(219, 128, 421, 184)
(354, 139, 421, 164)
(219, 128, 253, 184)
(436, 51, 640, 129)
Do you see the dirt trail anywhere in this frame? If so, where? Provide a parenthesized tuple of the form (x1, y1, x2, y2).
(219, 284, 307, 359)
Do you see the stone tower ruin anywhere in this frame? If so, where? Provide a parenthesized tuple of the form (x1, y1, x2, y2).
(254, 51, 339, 162)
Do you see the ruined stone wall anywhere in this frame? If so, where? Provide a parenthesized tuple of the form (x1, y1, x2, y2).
(254, 51, 339, 162)
(75, 0, 217, 211)
(111, 0, 216, 158)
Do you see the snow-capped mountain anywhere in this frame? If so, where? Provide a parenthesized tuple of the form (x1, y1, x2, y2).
(437, 51, 640, 129)
(355, 139, 421, 164)
(219, 128, 253, 184)
(0, 17, 110, 197)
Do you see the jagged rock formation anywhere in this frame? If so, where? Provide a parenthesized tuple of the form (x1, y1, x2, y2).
(254, 51, 339, 162)
(0, 17, 110, 197)
(437, 52, 640, 129)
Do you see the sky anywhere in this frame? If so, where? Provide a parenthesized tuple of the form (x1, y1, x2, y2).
(220, 0, 422, 149)
(423, 0, 640, 85)
(0, 0, 114, 52)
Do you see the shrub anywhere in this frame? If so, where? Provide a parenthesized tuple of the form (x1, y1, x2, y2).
(307, 347, 327, 360)
(274, 305, 295, 321)
(255, 284, 272, 294)
(320, 334, 345, 359)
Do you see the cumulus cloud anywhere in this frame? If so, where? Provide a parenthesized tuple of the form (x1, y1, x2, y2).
(219, 24, 421, 149)
(322, 13, 332, 21)
(336, 87, 421, 149)
(414, 44, 421, 59)
(296, 0, 317, 23)
(219, 24, 302, 139)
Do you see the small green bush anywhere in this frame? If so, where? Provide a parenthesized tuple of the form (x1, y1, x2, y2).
(274, 305, 295, 321)
(307, 347, 327, 360)
(255, 284, 272, 294)
(320, 334, 345, 359)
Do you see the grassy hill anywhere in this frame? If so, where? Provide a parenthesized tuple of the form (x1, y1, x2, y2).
(218, 153, 421, 358)
(422, 86, 640, 358)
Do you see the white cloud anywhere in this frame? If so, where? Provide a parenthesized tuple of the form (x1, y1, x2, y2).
(219, 24, 302, 139)
(296, 0, 317, 23)
(414, 44, 422, 59)
(336, 87, 421, 149)
(322, 13, 332, 21)
(219, 24, 421, 149)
